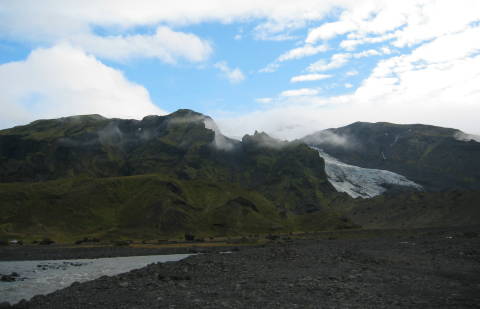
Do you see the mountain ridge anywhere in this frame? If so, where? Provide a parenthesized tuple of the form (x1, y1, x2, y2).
(1, 111, 479, 241)
(0, 110, 352, 241)
(301, 121, 480, 191)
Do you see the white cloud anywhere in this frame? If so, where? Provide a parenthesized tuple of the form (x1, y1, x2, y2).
(69, 27, 212, 63)
(253, 24, 300, 41)
(280, 88, 319, 97)
(304, 49, 382, 74)
(291, 74, 331, 83)
(355, 26, 480, 104)
(307, 19, 356, 43)
(307, 53, 351, 72)
(217, 103, 330, 140)
(278, 44, 328, 62)
(0, 2, 317, 63)
(259, 62, 280, 73)
(2, 1, 479, 58)
(304, 48, 385, 75)
(214, 61, 245, 83)
(407, 26, 480, 63)
(381, 46, 393, 55)
(260, 44, 328, 73)
(345, 83, 353, 88)
(255, 97, 273, 104)
(0, 1, 340, 52)
(353, 49, 381, 58)
(346, 70, 359, 76)
(306, 0, 480, 50)
(339, 33, 395, 51)
(391, 1, 480, 48)
(0, 44, 164, 129)
(339, 39, 359, 51)
(217, 26, 480, 139)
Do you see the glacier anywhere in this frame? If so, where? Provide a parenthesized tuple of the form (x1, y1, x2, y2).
(310, 147, 423, 198)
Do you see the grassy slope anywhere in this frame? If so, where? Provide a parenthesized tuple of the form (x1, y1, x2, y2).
(0, 174, 351, 242)
(2, 114, 478, 242)
(0, 111, 350, 242)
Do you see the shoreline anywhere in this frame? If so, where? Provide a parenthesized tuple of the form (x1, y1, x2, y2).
(2, 225, 478, 261)
(0, 243, 242, 262)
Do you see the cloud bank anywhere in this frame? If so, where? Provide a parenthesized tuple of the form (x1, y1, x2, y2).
(0, 45, 164, 128)
(217, 23, 480, 140)
(69, 27, 213, 63)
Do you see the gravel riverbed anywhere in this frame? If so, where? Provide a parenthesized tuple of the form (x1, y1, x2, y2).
(2, 227, 480, 308)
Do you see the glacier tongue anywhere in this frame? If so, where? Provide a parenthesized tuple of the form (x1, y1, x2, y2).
(310, 147, 423, 198)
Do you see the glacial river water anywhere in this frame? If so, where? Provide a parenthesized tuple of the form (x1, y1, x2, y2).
(0, 254, 190, 304)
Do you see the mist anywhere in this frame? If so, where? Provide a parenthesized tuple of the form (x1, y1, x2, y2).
(454, 132, 480, 143)
(301, 130, 357, 149)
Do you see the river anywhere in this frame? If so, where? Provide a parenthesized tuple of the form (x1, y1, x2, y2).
(0, 254, 190, 304)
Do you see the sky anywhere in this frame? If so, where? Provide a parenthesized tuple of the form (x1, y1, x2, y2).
(1, 0, 480, 140)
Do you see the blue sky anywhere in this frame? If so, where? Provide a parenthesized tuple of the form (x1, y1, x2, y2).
(1, 1, 480, 139)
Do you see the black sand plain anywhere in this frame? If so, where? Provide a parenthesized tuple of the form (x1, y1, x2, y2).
(1, 227, 479, 309)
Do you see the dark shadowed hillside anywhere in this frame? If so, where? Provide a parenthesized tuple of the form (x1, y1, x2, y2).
(0, 110, 353, 241)
(346, 190, 480, 229)
(302, 122, 480, 191)
(2, 112, 480, 241)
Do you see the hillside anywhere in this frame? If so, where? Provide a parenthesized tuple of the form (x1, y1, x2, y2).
(302, 122, 480, 191)
(346, 190, 480, 229)
(2, 112, 480, 242)
(0, 175, 353, 242)
(0, 110, 352, 241)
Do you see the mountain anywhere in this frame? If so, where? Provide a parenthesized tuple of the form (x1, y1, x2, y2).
(0, 110, 352, 241)
(302, 122, 480, 191)
(2, 113, 479, 241)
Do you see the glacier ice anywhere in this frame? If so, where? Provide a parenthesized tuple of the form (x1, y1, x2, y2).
(310, 147, 423, 198)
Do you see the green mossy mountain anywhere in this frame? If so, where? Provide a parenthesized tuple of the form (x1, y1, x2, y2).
(302, 122, 480, 191)
(2, 112, 479, 241)
(0, 175, 349, 241)
(0, 110, 351, 241)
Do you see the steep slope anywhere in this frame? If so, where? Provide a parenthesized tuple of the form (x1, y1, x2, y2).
(0, 110, 349, 240)
(0, 175, 347, 241)
(302, 122, 480, 191)
(311, 147, 422, 198)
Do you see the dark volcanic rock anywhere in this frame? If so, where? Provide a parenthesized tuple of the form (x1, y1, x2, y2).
(1, 273, 20, 282)
(12, 227, 480, 308)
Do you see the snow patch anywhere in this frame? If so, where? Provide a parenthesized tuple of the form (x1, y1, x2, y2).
(311, 147, 423, 198)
